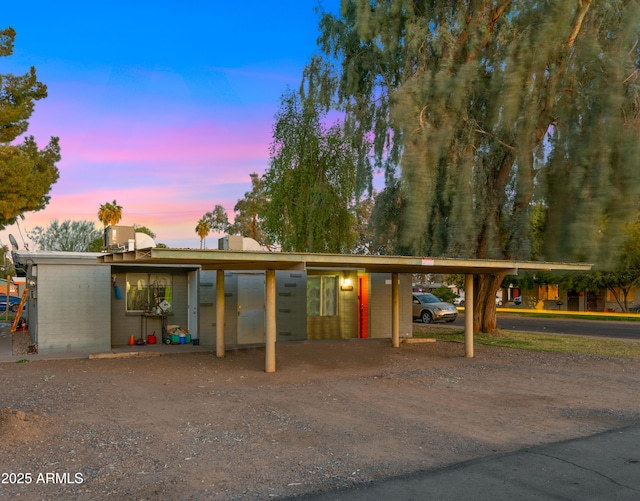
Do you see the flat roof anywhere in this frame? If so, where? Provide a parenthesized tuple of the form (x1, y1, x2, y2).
(98, 248, 592, 275)
(15, 250, 105, 266)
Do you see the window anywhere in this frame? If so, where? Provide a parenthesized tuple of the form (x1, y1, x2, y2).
(607, 288, 634, 302)
(538, 284, 559, 300)
(126, 273, 172, 312)
(415, 293, 439, 304)
(307, 276, 338, 316)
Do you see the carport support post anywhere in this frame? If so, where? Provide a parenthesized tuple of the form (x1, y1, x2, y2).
(392, 272, 400, 348)
(216, 269, 225, 358)
(265, 269, 276, 373)
(464, 273, 474, 358)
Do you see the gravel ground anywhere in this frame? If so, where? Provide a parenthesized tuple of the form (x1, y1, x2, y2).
(1, 336, 639, 500)
(12, 328, 34, 356)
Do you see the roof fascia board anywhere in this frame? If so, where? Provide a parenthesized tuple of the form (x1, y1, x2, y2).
(15, 251, 106, 266)
(97, 249, 592, 274)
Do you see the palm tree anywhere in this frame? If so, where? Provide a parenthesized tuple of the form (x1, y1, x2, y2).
(195, 218, 211, 249)
(98, 200, 123, 227)
(97, 203, 110, 228)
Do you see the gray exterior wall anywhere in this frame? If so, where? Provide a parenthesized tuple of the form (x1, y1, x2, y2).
(274, 271, 307, 342)
(306, 269, 358, 340)
(199, 270, 307, 346)
(369, 273, 413, 339)
(31, 262, 112, 354)
(110, 267, 192, 345)
(199, 270, 411, 344)
(199, 271, 239, 346)
(17, 252, 413, 355)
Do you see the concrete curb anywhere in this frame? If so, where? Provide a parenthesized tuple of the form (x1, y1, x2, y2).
(88, 351, 163, 360)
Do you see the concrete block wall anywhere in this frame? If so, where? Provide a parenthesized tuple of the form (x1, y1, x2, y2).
(110, 269, 190, 345)
(274, 271, 306, 342)
(199, 270, 307, 346)
(369, 273, 413, 339)
(199, 271, 239, 346)
(36, 264, 112, 354)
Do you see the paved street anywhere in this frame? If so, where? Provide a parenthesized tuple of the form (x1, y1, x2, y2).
(295, 425, 640, 501)
(434, 313, 640, 340)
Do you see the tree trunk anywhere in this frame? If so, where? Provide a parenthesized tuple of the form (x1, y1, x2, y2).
(472, 273, 507, 333)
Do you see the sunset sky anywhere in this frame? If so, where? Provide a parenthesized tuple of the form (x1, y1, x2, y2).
(1, 0, 342, 250)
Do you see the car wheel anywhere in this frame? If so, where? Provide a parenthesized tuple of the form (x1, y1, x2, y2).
(9, 304, 18, 313)
(421, 310, 432, 324)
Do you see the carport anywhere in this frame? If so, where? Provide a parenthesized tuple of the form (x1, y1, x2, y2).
(99, 249, 591, 372)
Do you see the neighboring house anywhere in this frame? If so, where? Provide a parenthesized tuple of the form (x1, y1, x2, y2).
(512, 283, 640, 313)
(0, 276, 23, 297)
(601, 287, 639, 313)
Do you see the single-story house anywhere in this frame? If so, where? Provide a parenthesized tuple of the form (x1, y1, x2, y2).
(12, 250, 414, 356)
(13, 243, 592, 371)
(509, 283, 640, 313)
(0, 276, 25, 297)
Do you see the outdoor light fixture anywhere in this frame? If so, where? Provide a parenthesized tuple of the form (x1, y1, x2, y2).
(340, 279, 353, 291)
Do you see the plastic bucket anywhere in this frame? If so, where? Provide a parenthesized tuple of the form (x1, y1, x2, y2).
(185, 334, 191, 343)
(179, 335, 186, 344)
(147, 334, 157, 345)
(170, 334, 180, 344)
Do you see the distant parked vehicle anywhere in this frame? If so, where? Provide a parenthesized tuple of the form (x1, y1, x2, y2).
(412, 293, 458, 324)
(0, 294, 22, 313)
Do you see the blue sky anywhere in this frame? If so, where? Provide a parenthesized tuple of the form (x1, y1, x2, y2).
(1, 0, 342, 249)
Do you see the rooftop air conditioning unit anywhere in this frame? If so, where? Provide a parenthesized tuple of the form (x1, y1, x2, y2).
(218, 235, 262, 251)
(104, 225, 136, 250)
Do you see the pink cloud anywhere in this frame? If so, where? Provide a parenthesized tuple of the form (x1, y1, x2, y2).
(56, 117, 271, 165)
(0, 182, 240, 250)
(2, 81, 280, 250)
(1, 113, 270, 250)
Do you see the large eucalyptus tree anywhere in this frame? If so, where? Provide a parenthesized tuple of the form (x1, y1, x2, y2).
(305, 0, 640, 331)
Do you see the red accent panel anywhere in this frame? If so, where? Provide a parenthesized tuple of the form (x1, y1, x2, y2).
(358, 276, 369, 339)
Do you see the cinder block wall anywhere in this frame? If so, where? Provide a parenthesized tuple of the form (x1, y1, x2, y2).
(199, 271, 239, 346)
(110, 269, 190, 345)
(369, 273, 413, 339)
(199, 270, 413, 344)
(274, 271, 306, 342)
(37, 264, 112, 354)
(199, 270, 307, 346)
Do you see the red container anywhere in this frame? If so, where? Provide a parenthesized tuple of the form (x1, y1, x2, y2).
(147, 334, 157, 345)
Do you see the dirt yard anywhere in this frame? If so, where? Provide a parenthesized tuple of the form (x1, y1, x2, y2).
(1, 335, 639, 500)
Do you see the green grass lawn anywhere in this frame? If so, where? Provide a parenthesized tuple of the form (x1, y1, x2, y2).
(413, 325, 640, 359)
